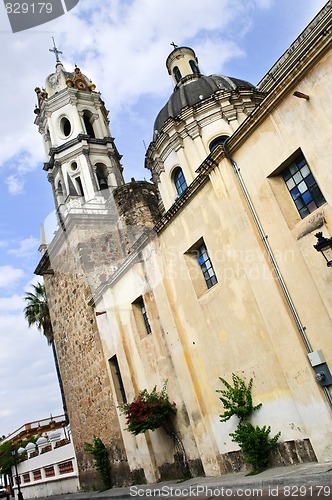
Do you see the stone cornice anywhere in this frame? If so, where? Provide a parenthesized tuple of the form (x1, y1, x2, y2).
(34, 250, 54, 276)
(43, 135, 115, 170)
(227, 3, 332, 153)
(258, 3, 331, 92)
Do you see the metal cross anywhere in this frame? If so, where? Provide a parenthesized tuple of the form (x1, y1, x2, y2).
(49, 37, 63, 63)
(170, 42, 178, 49)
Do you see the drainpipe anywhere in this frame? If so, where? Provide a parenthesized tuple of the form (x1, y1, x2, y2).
(222, 141, 332, 409)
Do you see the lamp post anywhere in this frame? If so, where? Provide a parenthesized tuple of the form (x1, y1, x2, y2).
(10, 447, 23, 500)
(314, 232, 332, 267)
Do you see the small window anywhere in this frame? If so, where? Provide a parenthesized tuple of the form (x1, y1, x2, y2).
(173, 66, 182, 83)
(95, 163, 108, 190)
(133, 297, 152, 336)
(173, 167, 187, 196)
(189, 60, 200, 75)
(57, 181, 63, 195)
(282, 153, 325, 219)
(139, 299, 151, 334)
(109, 356, 127, 404)
(83, 110, 95, 138)
(185, 239, 218, 297)
(196, 243, 218, 289)
(209, 135, 229, 152)
(60, 117, 71, 137)
(75, 176, 84, 196)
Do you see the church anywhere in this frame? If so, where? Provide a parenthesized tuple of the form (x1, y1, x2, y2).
(34, 2, 332, 490)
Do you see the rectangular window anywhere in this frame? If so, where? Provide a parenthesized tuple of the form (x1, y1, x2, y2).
(58, 461, 74, 475)
(282, 153, 325, 218)
(196, 243, 218, 289)
(185, 238, 218, 297)
(109, 355, 127, 404)
(133, 296, 152, 336)
(44, 466, 55, 478)
(32, 470, 42, 481)
(139, 299, 152, 334)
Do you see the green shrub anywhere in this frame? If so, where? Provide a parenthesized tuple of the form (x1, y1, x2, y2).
(230, 421, 281, 472)
(217, 373, 280, 473)
(217, 373, 262, 422)
(84, 437, 111, 489)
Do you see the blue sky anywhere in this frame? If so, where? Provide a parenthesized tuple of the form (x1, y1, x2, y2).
(0, 0, 327, 438)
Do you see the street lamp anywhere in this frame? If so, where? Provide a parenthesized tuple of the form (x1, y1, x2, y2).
(314, 232, 332, 267)
(10, 447, 23, 500)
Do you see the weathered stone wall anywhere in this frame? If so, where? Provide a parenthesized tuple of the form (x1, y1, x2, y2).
(41, 216, 129, 489)
(38, 182, 162, 489)
(113, 181, 161, 253)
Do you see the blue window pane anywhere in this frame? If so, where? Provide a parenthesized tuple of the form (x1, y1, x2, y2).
(197, 243, 218, 289)
(283, 154, 325, 219)
(290, 187, 300, 200)
(295, 198, 305, 210)
(300, 165, 310, 177)
(293, 172, 302, 184)
(307, 201, 317, 213)
(289, 163, 298, 175)
(305, 173, 315, 187)
(298, 181, 307, 194)
(302, 191, 313, 204)
(174, 168, 187, 195)
(286, 178, 295, 190)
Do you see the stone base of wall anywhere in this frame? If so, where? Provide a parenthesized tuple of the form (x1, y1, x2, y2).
(112, 461, 132, 487)
(218, 439, 317, 474)
(159, 453, 205, 481)
(79, 461, 131, 491)
(130, 468, 147, 485)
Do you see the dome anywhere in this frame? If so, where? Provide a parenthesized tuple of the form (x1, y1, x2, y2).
(154, 73, 255, 136)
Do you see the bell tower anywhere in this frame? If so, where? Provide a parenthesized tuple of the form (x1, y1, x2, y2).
(33, 42, 132, 490)
(34, 40, 124, 223)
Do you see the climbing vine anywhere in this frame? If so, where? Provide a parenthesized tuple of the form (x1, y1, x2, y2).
(217, 374, 280, 473)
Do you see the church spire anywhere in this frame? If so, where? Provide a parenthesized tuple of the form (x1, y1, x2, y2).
(49, 37, 63, 64)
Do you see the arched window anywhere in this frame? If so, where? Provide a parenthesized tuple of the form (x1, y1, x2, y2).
(173, 66, 182, 83)
(83, 110, 95, 138)
(56, 180, 64, 206)
(173, 167, 187, 196)
(75, 176, 84, 196)
(189, 60, 200, 75)
(209, 135, 229, 152)
(96, 163, 108, 190)
(57, 181, 63, 196)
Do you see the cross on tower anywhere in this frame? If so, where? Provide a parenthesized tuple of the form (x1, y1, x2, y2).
(170, 42, 178, 49)
(49, 37, 63, 63)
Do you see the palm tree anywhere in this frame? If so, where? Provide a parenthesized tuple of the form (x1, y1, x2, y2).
(24, 282, 68, 423)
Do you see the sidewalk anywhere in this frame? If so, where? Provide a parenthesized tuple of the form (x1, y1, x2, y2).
(38, 461, 332, 499)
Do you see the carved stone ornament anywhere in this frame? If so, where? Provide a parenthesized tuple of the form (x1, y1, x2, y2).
(48, 73, 60, 89)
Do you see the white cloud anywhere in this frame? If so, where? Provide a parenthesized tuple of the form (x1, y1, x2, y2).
(0, 294, 24, 313)
(0, 312, 62, 436)
(0, 265, 24, 288)
(5, 174, 25, 195)
(8, 236, 39, 258)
